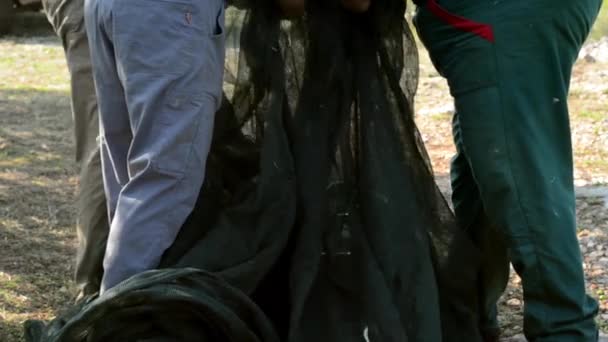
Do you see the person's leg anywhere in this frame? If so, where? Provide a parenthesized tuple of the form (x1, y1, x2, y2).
(84, 0, 131, 291)
(415, 0, 602, 339)
(41, 0, 109, 297)
(96, 0, 225, 293)
(451, 119, 510, 340)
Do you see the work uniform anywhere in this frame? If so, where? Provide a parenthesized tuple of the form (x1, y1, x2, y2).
(84, 0, 225, 293)
(414, 0, 603, 340)
(42, 0, 109, 298)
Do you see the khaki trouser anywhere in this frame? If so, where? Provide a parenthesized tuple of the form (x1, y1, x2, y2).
(42, 0, 108, 297)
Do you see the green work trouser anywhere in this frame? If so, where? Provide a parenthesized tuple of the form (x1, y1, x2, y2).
(414, 0, 602, 340)
(42, 0, 108, 297)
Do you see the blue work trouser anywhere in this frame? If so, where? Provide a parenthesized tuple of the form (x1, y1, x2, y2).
(84, 0, 225, 293)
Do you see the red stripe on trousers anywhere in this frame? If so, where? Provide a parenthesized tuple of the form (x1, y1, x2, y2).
(427, 0, 495, 42)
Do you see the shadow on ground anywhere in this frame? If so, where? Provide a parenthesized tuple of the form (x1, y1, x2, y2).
(0, 87, 77, 341)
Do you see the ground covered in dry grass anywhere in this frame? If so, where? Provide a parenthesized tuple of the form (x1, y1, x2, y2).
(1, 13, 607, 341)
(0, 18, 78, 340)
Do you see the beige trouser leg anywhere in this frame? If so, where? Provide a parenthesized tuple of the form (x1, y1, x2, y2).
(42, 0, 109, 297)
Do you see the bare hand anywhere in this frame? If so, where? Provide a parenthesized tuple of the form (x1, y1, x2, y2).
(277, 0, 305, 18)
(277, 0, 371, 18)
(341, 0, 371, 12)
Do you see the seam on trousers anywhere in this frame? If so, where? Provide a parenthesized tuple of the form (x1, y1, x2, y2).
(165, 102, 207, 223)
(450, 118, 478, 233)
(491, 36, 548, 331)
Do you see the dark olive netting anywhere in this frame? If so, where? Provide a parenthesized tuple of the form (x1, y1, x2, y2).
(25, 1, 485, 341)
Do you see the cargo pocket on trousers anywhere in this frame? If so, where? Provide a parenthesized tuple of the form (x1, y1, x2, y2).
(151, 91, 205, 176)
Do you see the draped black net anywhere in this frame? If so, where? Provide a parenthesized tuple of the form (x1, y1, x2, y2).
(25, 1, 485, 341)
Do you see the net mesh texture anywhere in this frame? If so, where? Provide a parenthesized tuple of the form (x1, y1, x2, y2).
(25, 1, 484, 341)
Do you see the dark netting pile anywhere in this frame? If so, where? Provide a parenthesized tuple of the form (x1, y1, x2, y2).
(25, 0, 485, 341)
